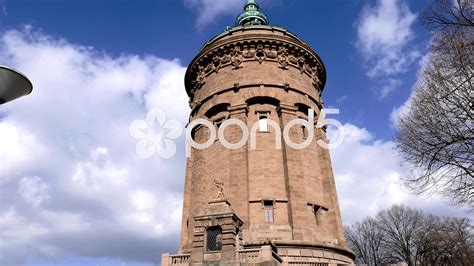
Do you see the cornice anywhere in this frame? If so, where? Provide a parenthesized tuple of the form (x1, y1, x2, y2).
(184, 28, 327, 97)
(189, 83, 322, 118)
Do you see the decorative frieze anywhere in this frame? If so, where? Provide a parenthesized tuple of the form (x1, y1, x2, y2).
(188, 40, 325, 93)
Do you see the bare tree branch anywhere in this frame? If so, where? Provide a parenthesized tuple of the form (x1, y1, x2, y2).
(345, 205, 474, 265)
(395, 0, 474, 208)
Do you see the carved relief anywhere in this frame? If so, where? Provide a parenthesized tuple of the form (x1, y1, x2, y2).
(266, 48, 278, 59)
(242, 47, 254, 59)
(189, 41, 325, 93)
(277, 47, 289, 70)
(288, 54, 297, 64)
(311, 66, 323, 89)
(297, 56, 306, 73)
(230, 47, 243, 69)
(221, 54, 231, 64)
(212, 56, 222, 73)
(195, 64, 206, 90)
(255, 44, 266, 64)
(205, 63, 214, 74)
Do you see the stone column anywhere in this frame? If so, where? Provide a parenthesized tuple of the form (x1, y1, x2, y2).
(226, 104, 250, 233)
(179, 156, 193, 253)
(278, 104, 308, 240)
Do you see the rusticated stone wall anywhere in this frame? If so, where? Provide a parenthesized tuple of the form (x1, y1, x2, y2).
(178, 25, 354, 265)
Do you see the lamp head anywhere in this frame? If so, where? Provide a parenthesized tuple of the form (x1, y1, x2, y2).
(0, 65, 33, 104)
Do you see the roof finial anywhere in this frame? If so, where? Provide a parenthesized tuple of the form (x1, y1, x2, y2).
(236, 0, 269, 26)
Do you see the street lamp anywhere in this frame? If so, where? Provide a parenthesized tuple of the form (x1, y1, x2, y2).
(0, 65, 33, 104)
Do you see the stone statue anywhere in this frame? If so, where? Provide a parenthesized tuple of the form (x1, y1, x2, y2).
(213, 179, 225, 200)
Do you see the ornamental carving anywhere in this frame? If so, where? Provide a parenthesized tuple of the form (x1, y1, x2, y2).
(195, 64, 206, 90)
(189, 41, 325, 93)
(288, 54, 297, 64)
(266, 48, 278, 59)
(212, 56, 222, 73)
(277, 47, 289, 70)
(242, 47, 254, 59)
(297, 56, 306, 73)
(221, 54, 231, 64)
(311, 66, 323, 89)
(255, 44, 266, 64)
(205, 63, 214, 74)
(230, 47, 243, 69)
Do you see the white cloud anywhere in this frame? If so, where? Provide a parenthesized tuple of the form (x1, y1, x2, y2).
(0, 122, 46, 185)
(390, 52, 431, 127)
(0, 26, 188, 264)
(380, 78, 402, 99)
(330, 124, 472, 224)
(18, 176, 50, 207)
(185, 0, 245, 29)
(355, 0, 420, 98)
(0, 25, 470, 265)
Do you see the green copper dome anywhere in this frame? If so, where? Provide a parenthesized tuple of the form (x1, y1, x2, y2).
(236, 0, 269, 26)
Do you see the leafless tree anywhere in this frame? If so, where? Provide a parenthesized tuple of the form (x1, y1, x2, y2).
(376, 205, 425, 266)
(395, 0, 474, 208)
(345, 218, 390, 265)
(422, 0, 473, 31)
(345, 205, 474, 265)
(438, 217, 474, 265)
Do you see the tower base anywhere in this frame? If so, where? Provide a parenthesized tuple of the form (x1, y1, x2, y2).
(162, 199, 354, 265)
(162, 243, 354, 265)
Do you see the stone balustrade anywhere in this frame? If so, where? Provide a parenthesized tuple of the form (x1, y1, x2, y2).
(237, 245, 282, 264)
(161, 253, 190, 266)
(238, 248, 261, 263)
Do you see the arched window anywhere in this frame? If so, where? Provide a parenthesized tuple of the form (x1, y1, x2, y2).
(246, 96, 280, 107)
(204, 103, 230, 119)
(206, 226, 222, 252)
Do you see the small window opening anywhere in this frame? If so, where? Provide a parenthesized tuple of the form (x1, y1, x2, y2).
(264, 201, 274, 223)
(314, 205, 327, 225)
(206, 226, 222, 252)
(302, 125, 308, 139)
(259, 116, 268, 132)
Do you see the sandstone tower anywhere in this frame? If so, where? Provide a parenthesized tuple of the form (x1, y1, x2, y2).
(162, 1, 355, 265)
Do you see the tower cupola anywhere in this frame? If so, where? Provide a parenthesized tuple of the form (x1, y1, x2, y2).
(236, 0, 269, 26)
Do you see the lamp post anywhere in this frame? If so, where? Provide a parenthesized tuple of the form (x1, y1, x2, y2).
(0, 65, 33, 104)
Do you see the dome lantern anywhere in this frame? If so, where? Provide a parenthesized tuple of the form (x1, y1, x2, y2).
(235, 0, 269, 26)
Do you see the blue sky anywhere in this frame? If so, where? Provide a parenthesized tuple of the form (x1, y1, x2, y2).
(1, 0, 431, 139)
(0, 0, 471, 265)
